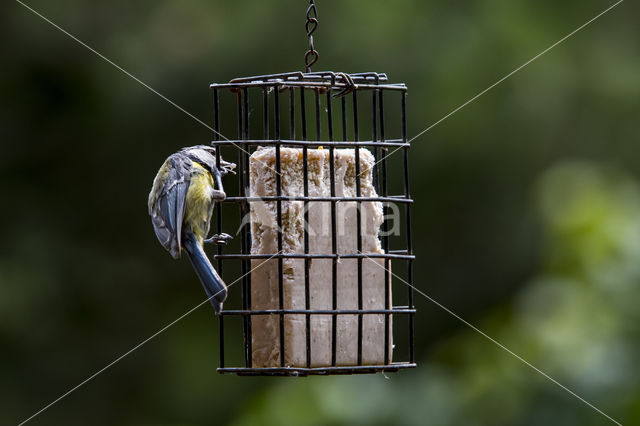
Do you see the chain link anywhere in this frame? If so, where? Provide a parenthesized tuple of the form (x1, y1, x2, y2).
(304, 0, 319, 72)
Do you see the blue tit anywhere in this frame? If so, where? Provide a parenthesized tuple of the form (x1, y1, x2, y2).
(148, 145, 235, 314)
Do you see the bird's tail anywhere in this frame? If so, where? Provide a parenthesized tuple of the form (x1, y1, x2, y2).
(183, 232, 227, 314)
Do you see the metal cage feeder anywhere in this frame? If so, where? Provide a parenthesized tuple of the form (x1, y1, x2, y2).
(210, 70, 416, 376)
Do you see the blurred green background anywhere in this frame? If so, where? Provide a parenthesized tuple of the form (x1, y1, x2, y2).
(2, 0, 639, 424)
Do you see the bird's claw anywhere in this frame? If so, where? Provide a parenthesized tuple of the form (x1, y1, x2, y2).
(212, 189, 226, 201)
(205, 233, 233, 245)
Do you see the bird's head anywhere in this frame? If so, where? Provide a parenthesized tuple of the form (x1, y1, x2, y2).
(181, 145, 216, 166)
(181, 145, 236, 176)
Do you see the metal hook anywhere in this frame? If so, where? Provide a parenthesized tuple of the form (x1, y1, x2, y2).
(332, 73, 356, 98)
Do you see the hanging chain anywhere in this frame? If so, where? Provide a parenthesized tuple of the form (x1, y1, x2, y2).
(304, 0, 319, 73)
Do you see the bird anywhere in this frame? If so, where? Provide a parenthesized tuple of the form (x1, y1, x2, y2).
(148, 145, 235, 314)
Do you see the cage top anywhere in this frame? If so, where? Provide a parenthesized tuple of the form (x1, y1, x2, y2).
(209, 71, 407, 93)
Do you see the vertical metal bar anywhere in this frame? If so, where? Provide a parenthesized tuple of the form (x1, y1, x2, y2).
(300, 88, 308, 141)
(353, 91, 363, 367)
(315, 89, 321, 141)
(243, 87, 252, 367)
(213, 88, 221, 143)
(263, 87, 269, 139)
(372, 87, 379, 191)
(311, 88, 321, 365)
(213, 87, 224, 369)
(219, 311, 225, 369)
(338, 90, 348, 360)
(379, 89, 386, 147)
(275, 89, 285, 368)
(328, 81, 338, 368)
(237, 89, 249, 368)
(300, 88, 311, 368)
(237, 92, 243, 141)
(402, 91, 414, 364)
(379, 89, 391, 365)
(235, 90, 245, 367)
(275, 88, 281, 140)
(341, 97, 347, 141)
(258, 87, 268, 370)
(289, 88, 295, 140)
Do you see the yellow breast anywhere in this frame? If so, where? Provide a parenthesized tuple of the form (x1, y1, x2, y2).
(185, 162, 215, 242)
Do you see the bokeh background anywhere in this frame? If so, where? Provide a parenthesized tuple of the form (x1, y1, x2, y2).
(2, 0, 639, 424)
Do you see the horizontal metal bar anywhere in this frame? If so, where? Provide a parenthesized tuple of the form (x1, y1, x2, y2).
(348, 72, 389, 80)
(214, 253, 415, 260)
(210, 139, 408, 148)
(221, 308, 416, 316)
(209, 81, 407, 92)
(224, 195, 413, 204)
(227, 71, 389, 84)
(217, 363, 417, 376)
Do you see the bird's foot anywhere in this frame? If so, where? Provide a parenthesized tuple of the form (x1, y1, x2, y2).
(211, 189, 226, 201)
(205, 233, 233, 245)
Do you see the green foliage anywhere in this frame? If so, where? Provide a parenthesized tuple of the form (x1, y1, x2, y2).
(1, 0, 639, 425)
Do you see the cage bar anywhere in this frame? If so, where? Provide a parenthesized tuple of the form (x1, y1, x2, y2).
(211, 71, 416, 376)
(328, 81, 338, 368)
(213, 87, 225, 369)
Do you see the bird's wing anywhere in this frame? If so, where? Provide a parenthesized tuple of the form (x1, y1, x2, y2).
(150, 156, 190, 259)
